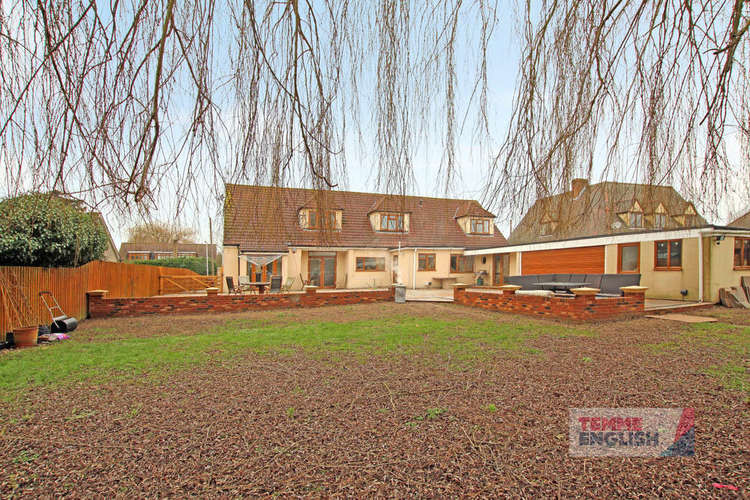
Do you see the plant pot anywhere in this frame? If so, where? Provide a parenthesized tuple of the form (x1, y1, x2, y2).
(12, 326, 38, 348)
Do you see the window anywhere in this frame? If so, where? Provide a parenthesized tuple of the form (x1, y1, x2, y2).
(470, 218, 490, 234)
(630, 211, 643, 228)
(302, 210, 339, 230)
(540, 221, 553, 236)
(618, 243, 640, 273)
(379, 213, 404, 232)
(655, 239, 682, 270)
(128, 253, 148, 260)
(418, 253, 436, 271)
(653, 213, 666, 229)
(450, 254, 473, 273)
(734, 237, 750, 269)
(356, 257, 385, 271)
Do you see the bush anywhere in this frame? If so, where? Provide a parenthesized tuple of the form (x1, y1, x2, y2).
(0, 193, 107, 267)
(133, 256, 215, 275)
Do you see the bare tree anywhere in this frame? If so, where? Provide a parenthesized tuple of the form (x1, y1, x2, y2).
(0, 0, 497, 217)
(486, 0, 750, 224)
(127, 222, 197, 244)
(1, 0, 747, 227)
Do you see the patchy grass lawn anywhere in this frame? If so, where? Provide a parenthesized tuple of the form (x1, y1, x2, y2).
(0, 316, 588, 397)
(0, 303, 747, 497)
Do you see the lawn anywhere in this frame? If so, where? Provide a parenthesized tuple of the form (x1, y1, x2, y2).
(0, 302, 747, 496)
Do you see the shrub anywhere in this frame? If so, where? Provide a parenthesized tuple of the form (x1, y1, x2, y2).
(133, 256, 215, 275)
(0, 193, 107, 267)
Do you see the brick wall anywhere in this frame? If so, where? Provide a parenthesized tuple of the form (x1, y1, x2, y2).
(453, 286, 645, 321)
(87, 288, 395, 319)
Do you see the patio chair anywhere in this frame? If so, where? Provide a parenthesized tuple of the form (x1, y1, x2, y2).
(238, 275, 253, 293)
(270, 276, 282, 293)
(281, 277, 296, 292)
(225, 276, 241, 295)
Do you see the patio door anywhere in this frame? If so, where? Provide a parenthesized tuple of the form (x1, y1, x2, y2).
(308, 253, 336, 288)
(493, 254, 504, 285)
(249, 259, 282, 282)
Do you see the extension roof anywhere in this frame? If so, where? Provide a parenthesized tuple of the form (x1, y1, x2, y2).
(223, 184, 507, 252)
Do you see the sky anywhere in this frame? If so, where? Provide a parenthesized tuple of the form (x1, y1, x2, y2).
(105, 3, 525, 249)
(3, 1, 746, 251)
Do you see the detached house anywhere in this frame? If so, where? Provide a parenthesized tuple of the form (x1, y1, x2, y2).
(466, 179, 750, 302)
(222, 184, 507, 291)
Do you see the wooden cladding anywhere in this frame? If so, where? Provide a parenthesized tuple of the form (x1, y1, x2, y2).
(0, 261, 200, 340)
(521, 246, 605, 275)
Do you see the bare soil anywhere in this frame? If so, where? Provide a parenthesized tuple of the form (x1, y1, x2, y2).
(0, 303, 747, 497)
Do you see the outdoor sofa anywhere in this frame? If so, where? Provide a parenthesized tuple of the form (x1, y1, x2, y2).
(504, 273, 641, 297)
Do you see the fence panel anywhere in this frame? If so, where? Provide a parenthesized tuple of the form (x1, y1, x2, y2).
(0, 261, 201, 339)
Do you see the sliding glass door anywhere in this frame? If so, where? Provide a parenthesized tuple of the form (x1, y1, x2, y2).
(308, 253, 336, 288)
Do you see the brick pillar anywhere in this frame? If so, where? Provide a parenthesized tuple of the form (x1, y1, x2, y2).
(452, 283, 467, 302)
(86, 290, 108, 319)
(497, 285, 522, 295)
(620, 286, 648, 312)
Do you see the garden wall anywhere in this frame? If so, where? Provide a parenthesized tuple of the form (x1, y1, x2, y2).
(87, 287, 395, 318)
(453, 285, 645, 321)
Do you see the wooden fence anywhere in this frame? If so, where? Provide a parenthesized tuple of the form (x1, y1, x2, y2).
(159, 275, 220, 295)
(0, 261, 199, 339)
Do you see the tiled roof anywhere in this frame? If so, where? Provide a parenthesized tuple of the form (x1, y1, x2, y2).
(223, 184, 508, 252)
(454, 200, 496, 218)
(509, 181, 707, 244)
(730, 210, 750, 229)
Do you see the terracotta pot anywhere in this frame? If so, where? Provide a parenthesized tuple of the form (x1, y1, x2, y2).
(13, 326, 38, 348)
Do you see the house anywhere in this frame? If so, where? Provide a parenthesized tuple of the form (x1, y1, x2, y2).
(466, 179, 750, 302)
(92, 212, 121, 262)
(120, 242, 217, 262)
(729, 209, 750, 229)
(222, 184, 508, 291)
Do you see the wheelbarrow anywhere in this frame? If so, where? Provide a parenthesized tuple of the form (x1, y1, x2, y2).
(39, 291, 78, 333)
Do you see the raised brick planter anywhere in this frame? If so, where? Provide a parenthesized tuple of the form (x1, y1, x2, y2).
(87, 287, 395, 319)
(453, 285, 645, 321)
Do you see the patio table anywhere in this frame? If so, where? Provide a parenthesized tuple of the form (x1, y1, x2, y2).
(245, 281, 271, 294)
(536, 281, 590, 293)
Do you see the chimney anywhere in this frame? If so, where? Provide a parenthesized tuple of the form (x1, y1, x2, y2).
(571, 178, 588, 198)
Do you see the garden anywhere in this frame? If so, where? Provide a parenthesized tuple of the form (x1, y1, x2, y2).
(0, 302, 746, 496)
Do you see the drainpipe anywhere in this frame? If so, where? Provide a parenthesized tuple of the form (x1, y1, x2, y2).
(413, 248, 417, 289)
(697, 234, 704, 303)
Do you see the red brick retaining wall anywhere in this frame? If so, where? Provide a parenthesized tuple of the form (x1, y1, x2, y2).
(87, 288, 395, 319)
(453, 286, 645, 321)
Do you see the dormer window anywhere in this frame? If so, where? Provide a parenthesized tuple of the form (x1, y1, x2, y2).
(300, 209, 340, 230)
(539, 213, 557, 236)
(470, 218, 491, 234)
(653, 213, 666, 229)
(380, 213, 404, 232)
(625, 201, 643, 228)
(630, 212, 643, 227)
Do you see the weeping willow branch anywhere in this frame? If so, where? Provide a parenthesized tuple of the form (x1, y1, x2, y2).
(486, 0, 750, 224)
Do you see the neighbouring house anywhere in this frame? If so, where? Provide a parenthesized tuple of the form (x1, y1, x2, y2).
(466, 179, 750, 302)
(120, 242, 217, 262)
(222, 184, 508, 291)
(729, 209, 750, 228)
(92, 212, 121, 262)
